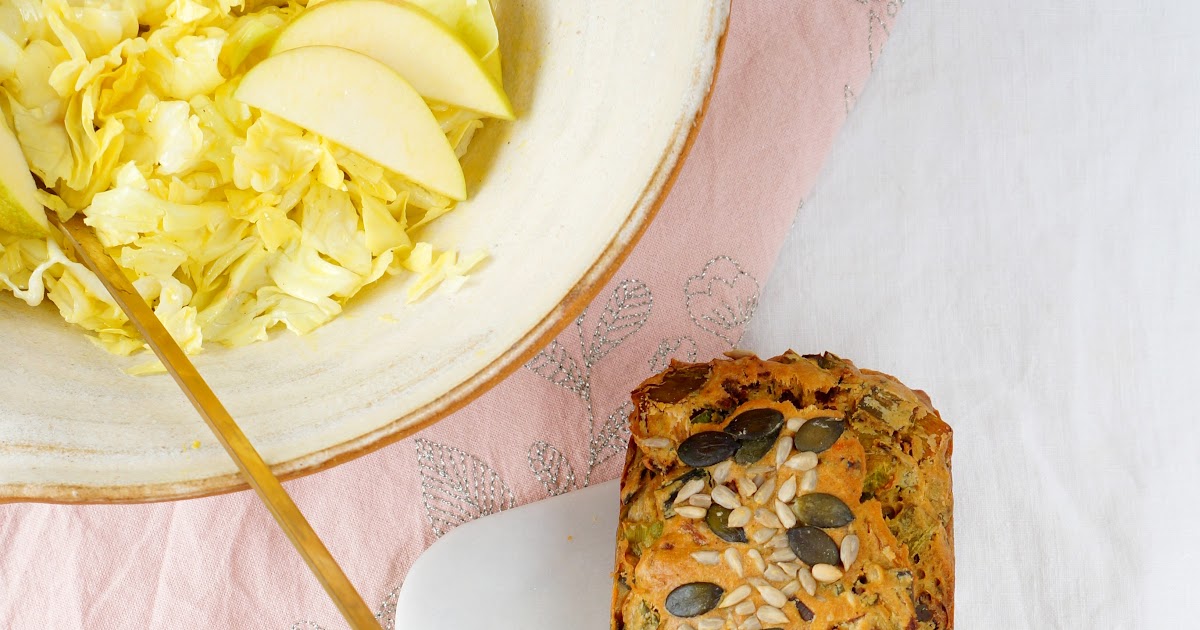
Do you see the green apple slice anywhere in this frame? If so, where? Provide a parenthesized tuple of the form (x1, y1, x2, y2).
(405, 0, 502, 81)
(0, 116, 48, 238)
(235, 45, 466, 200)
(272, 0, 513, 120)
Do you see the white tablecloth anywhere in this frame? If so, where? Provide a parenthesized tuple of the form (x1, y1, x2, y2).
(743, 3, 1199, 628)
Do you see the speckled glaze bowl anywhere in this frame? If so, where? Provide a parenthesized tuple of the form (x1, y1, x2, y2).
(0, 1, 730, 502)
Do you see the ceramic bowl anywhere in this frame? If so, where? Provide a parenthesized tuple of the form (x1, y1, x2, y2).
(0, 0, 731, 502)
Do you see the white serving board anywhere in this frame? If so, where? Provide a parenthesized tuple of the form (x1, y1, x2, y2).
(395, 481, 620, 629)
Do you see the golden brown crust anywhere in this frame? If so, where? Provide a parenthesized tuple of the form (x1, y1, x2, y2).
(612, 351, 954, 630)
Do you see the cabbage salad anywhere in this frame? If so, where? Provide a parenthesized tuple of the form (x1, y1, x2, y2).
(0, 0, 490, 364)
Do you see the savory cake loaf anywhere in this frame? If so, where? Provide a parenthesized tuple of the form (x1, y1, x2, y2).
(612, 351, 953, 630)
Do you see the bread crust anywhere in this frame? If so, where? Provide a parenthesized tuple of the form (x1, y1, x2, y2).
(612, 351, 953, 630)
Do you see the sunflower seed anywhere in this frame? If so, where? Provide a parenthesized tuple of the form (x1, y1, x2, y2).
(775, 499, 797, 529)
(734, 600, 757, 616)
(745, 461, 774, 475)
(719, 584, 752, 608)
(784, 452, 818, 471)
(738, 618, 762, 630)
(756, 605, 790, 625)
(841, 534, 860, 568)
(692, 551, 721, 565)
(689, 493, 713, 508)
(787, 526, 841, 566)
(774, 438, 793, 467)
(797, 566, 817, 596)
(675, 478, 707, 504)
(642, 437, 671, 449)
(711, 485, 742, 510)
(666, 582, 725, 617)
(776, 476, 797, 503)
(676, 506, 708, 519)
(746, 548, 767, 573)
(736, 477, 758, 498)
(724, 348, 756, 359)
(812, 563, 844, 583)
(799, 469, 818, 492)
(780, 580, 801, 597)
(725, 548, 745, 577)
(754, 508, 783, 529)
(763, 564, 790, 583)
(679, 625, 696, 630)
(786, 417, 806, 432)
(746, 576, 768, 588)
(697, 619, 724, 630)
(778, 562, 803, 577)
(751, 528, 777, 544)
(727, 506, 752, 528)
(754, 583, 788, 608)
(769, 547, 798, 563)
(793, 493, 855, 528)
(752, 478, 776, 504)
(768, 532, 790, 548)
(752, 474, 766, 488)
(712, 460, 734, 484)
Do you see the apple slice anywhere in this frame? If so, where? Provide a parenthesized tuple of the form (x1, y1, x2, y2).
(271, 0, 513, 120)
(235, 45, 466, 200)
(404, 0, 503, 81)
(0, 117, 48, 238)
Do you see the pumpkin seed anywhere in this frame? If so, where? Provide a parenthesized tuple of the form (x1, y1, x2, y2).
(792, 493, 855, 528)
(705, 504, 748, 543)
(792, 417, 845, 453)
(786, 526, 840, 566)
(734, 434, 778, 465)
(647, 366, 711, 404)
(726, 408, 785, 440)
(666, 582, 724, 617)
(690, 409, 720, 424)
(678, 431, 739, 467)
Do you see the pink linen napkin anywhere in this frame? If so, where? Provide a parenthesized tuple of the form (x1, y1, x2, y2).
(0, 2, 902, 627)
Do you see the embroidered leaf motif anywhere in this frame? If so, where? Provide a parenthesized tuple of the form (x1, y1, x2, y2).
(587, 279, 653, 365)
(528, 441, 576, 496)
(649, 336, 699, 373)
(591, 401, 633, 474)
(685, 256, 760, 344)
(525, 339, 588, 398)
(415, 439, 515, 538)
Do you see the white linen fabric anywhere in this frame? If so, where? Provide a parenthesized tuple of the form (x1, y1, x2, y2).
(745, 3, 1200, 628)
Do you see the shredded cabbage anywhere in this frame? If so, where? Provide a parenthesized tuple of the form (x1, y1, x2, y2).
(0, 0, 492, 361)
